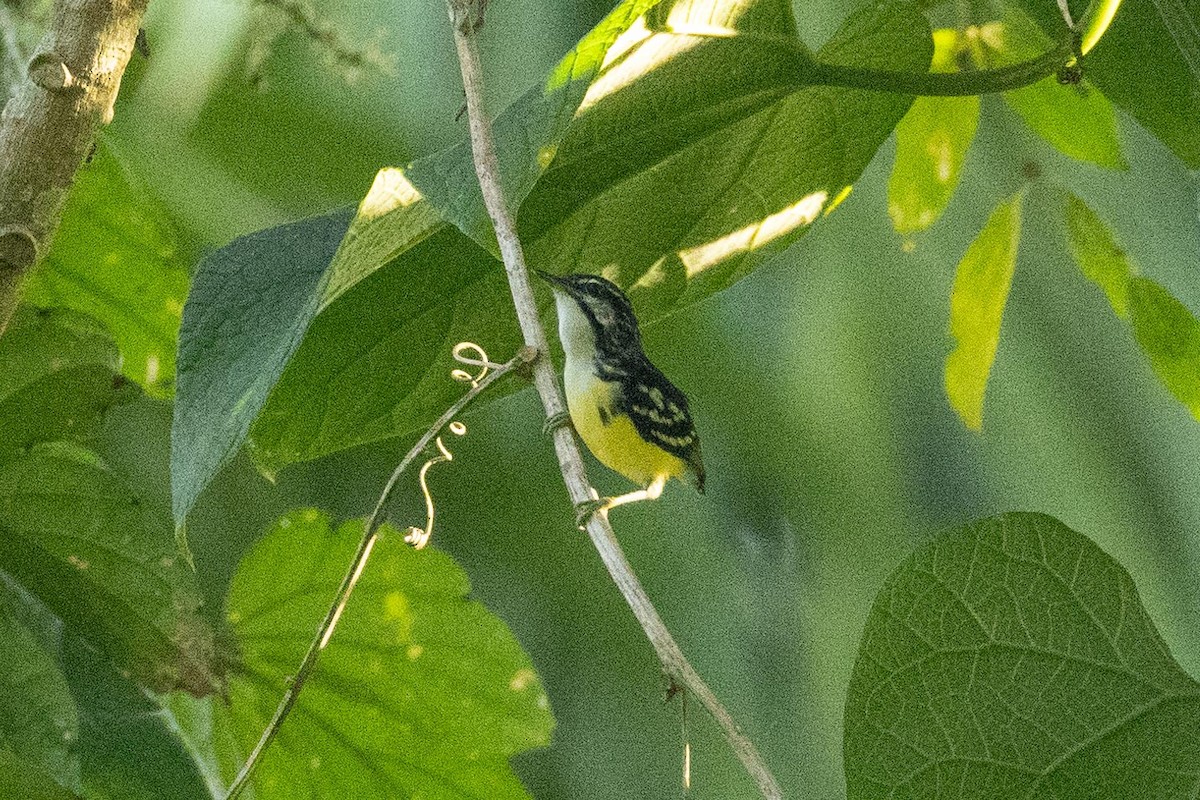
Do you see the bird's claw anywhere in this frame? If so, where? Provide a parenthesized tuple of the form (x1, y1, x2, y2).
(542, 411, 573, 436)
(573, 497, 606, 529)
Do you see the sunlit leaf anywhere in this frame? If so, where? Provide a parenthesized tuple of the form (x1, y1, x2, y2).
(945, 192, 1023, 430)
(1129, 277, 1200, 419)
(889, 29, 980, 234)
(982, 10, 1125, 170)
(246, 0, 930, 468)
(27, 141, 190, 394)
(0, 590, 80, 796)
(0, 400, 223, 696)
(844, 512, 1200, 799)
(1010, 0, 1200, 166)
(164, 509, 554, 799)
(1064, 192, 1133, 315)
(170, 0, 658, 525)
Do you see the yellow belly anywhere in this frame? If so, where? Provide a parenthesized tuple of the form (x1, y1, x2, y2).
(565, 368, 685, 487)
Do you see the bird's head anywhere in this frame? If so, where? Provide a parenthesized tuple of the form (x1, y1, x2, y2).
(536, 271, 643, 354)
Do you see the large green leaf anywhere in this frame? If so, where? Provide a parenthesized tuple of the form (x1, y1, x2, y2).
(170, 0, 659, 525)
(164, 509, 554, 799)
(888, 29, 980, 234)
(1011, 0, 1200, 166)
(170, 208, 354, 524)
(844, 512, 1200, 799)
(985, 9, 1125, 170)
(0, 590, 80, 796)
(246, 0, 931, 468)
(0, 400, 223, 696)
(0, 307, 134, 466)
(945, 192, 1023, 430)
(27, 141, 190, 395)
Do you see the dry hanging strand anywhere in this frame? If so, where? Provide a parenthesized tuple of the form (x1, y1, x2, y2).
(680, 685, 692, 795)
(223, 342, 535, 800)
(444, 1, 782, 797)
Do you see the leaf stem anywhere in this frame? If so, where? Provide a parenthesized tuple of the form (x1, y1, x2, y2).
(659, 23, 1083, 96)
(802, 37, 1076, 95)
(445, 1, 783, 798)
(222, 345, 533, 800)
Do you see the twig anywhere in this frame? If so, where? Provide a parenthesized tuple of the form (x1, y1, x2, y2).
(248, 0, 394, 86)
(222, 344, 535, 800)
(445, 1, 783, 798)
(0, 0, 147, 334)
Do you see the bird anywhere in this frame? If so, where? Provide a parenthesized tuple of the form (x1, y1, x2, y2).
(536, 270, 704, 525)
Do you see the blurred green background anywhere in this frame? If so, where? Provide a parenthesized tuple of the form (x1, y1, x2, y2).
(97, 0, 1200, 796)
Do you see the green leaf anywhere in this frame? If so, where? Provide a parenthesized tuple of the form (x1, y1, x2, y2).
(1064, 192, 1133, 315)
(170, 0, 657, 525)
(27, 141, 190, 394)
(1129, 277, 1200, 419)
(0, 399, 223, 696)
(982, 10, 1125, 170)
(945, 192, 1023, 430)
(0, 307, 134, 466)
(1010, 0, 1200, 167)
(171, 208, 354, 525)
(889, 29, 980, 234)
(247, 0, 931, 467)
(0, 750, 82, 800)
(844, 512, 1200, 800)
(404, 0, 666, 251)
(0, 592, 80, 795)
(1062, 193, 1200, 420)
(164, 509, 554, 799)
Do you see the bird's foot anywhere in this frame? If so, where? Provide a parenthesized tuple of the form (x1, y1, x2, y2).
(573, 497, 606, 529)
(542, 411, 573, 436)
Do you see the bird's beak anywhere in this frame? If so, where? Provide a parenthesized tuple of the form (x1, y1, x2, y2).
(533, 269, 566, 290)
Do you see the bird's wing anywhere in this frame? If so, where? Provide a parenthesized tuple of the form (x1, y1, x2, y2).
(616, 360, 704, 490)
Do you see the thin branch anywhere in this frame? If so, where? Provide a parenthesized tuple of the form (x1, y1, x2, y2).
(0, 0, 147, 334)
(222, 344, 534, 800)
(247, 0, 394, 87)
(445, 1, 783, 798)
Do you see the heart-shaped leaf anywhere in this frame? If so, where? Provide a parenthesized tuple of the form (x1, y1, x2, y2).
(844, 512, 1200, 799)
(165, 509, 553, 799)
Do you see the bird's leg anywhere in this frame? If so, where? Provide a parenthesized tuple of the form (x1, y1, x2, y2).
(574, 475, 667, 529)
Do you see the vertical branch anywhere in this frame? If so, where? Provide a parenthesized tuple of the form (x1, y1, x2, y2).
(0, 0, 147, 333)
(444, 2, 782, 797)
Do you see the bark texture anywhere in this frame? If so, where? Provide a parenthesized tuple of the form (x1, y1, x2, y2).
(0, 0, 147, 332)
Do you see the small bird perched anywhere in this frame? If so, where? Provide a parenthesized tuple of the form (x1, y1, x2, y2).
(536, 271, 704, 522)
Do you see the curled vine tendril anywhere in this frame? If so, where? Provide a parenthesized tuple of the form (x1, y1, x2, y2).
(404, 342, 493, 549)
(450, 341, 505, 387)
